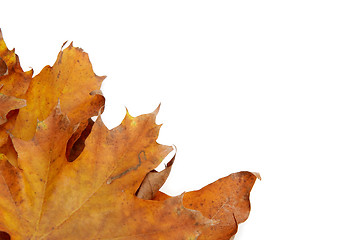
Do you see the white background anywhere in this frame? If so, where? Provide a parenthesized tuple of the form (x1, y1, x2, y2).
(1, 1, 360, 239)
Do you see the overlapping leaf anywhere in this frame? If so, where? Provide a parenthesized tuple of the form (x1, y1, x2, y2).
(0, 29, 33, 167)
(0, 29, 259, 240)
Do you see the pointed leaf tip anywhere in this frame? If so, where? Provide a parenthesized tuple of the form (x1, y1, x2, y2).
(61, 41, 68, 50)
(251, 172, 262, 180)
(124, 106, 132, 118)
(152, 103, 161, 116)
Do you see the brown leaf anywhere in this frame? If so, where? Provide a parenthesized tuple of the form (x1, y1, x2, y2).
(183, 172, 259, 240)
(0, 32, 259, 240)
(153, 172, 259, 240)
(136, 152, 176, 200)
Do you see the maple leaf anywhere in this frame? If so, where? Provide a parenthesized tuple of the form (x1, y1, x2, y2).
(0, 29, 259, 240)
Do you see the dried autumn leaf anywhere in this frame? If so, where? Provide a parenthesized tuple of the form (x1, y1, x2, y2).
(0, 30, 259, 240)
(152, 172, 259, 240)
(11, 42, 105, 141)
(136, 152, 176, 200)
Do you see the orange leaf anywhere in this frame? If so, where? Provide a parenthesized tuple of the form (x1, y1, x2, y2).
(0, 30, 259, 240)
(152, 172, 259, 240)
